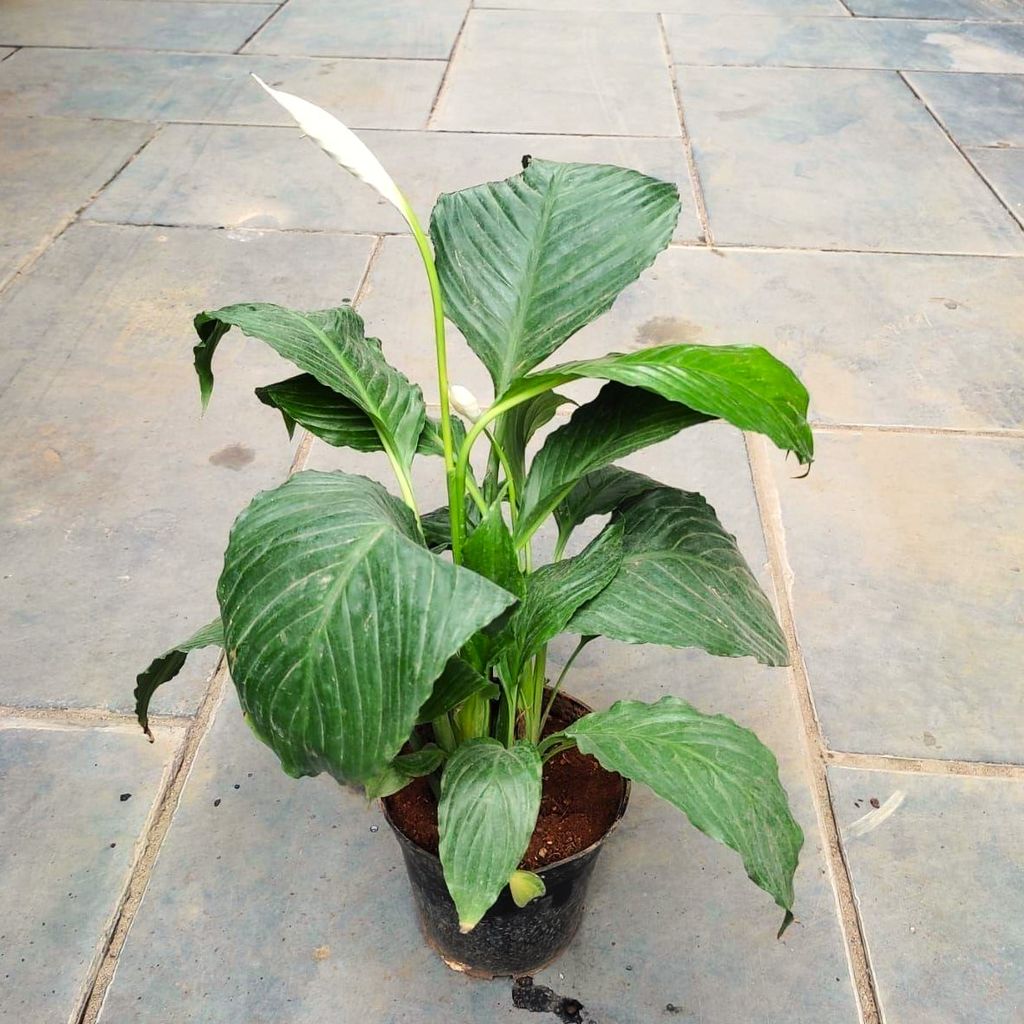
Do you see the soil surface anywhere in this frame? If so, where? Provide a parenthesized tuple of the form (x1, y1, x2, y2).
(385, 694, 625, 870)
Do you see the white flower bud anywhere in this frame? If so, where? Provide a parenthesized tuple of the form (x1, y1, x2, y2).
(449, 385, 483, 421)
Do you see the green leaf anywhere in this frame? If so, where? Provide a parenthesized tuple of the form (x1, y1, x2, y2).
(565, 696, 803, 918)
(463, 503, 525, 599)
(194, 303, 426, 468)
(217, 470, 515, 785)
(507, 344, 813, 466)
(516, 382, 711, 543)
(570, 486, 788, 666)
(494, 390, 573, 484)
(438, 739, 542, 931)
(365, 745, 446, 802)
(416, 658, 499, 725)
(420, 506, 453, 551)
(135, 618, 223, 739)
(554, 465, 660, 538)
(509, 869, 546, 908)
(431, 158, 680, 396)
(256, 372, 463, 459)
(498, 523, 623, 682)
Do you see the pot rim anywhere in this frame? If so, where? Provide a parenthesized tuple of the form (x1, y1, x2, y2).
(381, 690, 631, 876)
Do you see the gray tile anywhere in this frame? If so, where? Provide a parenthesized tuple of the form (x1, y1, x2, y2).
(829, 767, 1024, 1024)
(0, 725, 178, 1024)
(773, 432, 1024, 762)
(0, 223, 374, 713)
(100, 428, 858, 1024)
(244, 0, 468, 58)
(568, 246, 1024, 431)
(432, 10, 680, 136)
(0, 49, 444, 127)
(0, 116, 153, 289)
(666, 15, 1024, 72)
(678, 67, 1024, 253)
(0, 0, 275, 50)
(85, 125, 702, 241)
(907, 71, 1024, 147)
(847, 0, 1024, 18)
(476, 0, 847, 11)
(971, 146, 1024, 224)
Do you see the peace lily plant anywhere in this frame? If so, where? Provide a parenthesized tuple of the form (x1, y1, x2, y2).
(136, 77, 813, 943)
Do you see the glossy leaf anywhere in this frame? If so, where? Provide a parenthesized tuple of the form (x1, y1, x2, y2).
(507, 344, 814, 466)
(463, 503, 525, 599)
(570, 486, 788, 666)
(365, 745, 445, 801)
(431, 158, 680, 395)
(565, 697, 803, 918)
(494, 390, 573, 484)
(516, 382, 711, 543)
(509, 870, 546, 908)
(498, 523, 623, 682)
(194, 303, 426, 469)
(416, 658, 499, 725)
(135, 618, 223, 739)
(554, 464, 659, 538)
(256, 372, 461, 459)
(438, 739, 542, 931)
(217, 470, 515, 785)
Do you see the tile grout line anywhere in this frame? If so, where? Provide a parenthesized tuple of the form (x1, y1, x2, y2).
(745, 431, 882, 1024)
(76, 663, 231, 1024)
(811, 421, 1024, 440)
(1, 46, 18, 61)
(425, 4, 472, 130)
(0, 122, 164, 299)
(658, 13, 714, 246)
(0, 705, 191, 734)
(898, 70, 1024, 234)
(827, 749, 1024, 779)
(233, 0, 292, 56)
(668, 239, 1024, 258)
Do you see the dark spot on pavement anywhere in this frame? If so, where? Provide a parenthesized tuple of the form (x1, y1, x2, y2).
(119, 793, 131, 802)
(632, 316, 703, 350)
(869, 797, 880, 809)
(511, 976, 590, 1023)
(209, 443, 255, 470)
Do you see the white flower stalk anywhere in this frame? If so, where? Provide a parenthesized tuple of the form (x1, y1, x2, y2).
(449, 385, 483, 422)
(251, 74, 414, 230)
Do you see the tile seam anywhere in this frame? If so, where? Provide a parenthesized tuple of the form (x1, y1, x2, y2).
(658, 13, 714, 245)
(425, 4, 473, 129)
(827, 749, 1024, 779)
(234, 0, 293, 55)
(0, 705, 191, 733)
(745, 431, 882, 1024)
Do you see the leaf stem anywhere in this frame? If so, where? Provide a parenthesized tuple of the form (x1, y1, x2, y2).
(539, 636, 589, 736)
(483, 427, 518, 525)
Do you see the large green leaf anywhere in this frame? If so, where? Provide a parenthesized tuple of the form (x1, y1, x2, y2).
(217, 470, 515, 785)
(256, 372, 462, 458)
(463, 503, 525, 599)
(365, 745, 446, 802)
(493, 390, 573, 485)
(438, 739, 542, 931)
(565, 696, 803, 923)
(570, 486, 788, 666)
(497, 523, 623, 682)
(430, 158, 680, 396)
(516, 382, 711, 543)
(554, 465, 659, 538)
(134, 618, 223, 739)
(194, 303, 425, 468)
(507, 344, 813, 466)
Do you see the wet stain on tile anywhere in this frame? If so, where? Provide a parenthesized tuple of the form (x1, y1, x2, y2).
(209, 443, 255, 470)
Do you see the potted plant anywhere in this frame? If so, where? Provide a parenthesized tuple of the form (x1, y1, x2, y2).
(136, 79, 813, 978)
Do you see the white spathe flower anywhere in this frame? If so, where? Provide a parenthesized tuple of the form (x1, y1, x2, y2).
(251, 74, 413, 229)
(449, 385, 483, 422)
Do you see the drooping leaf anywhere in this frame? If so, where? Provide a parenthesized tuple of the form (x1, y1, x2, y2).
(516, 382, 711, 543)
(416, 658, 499, 725)
(430, 159, 680, 396)
(506, 344, 814, 466)
(134, 618, 223, 740)
(463, 503, 525, 599)
(497, 523, 623, 682)
(438, 739, 542, 931)
(256, 372, 463, 459)
(554, 464, 660, 538)
(365, 745, 446, 802)
(217, 470, 515, 785)
(570, 486, 788, 666)
(194, 303, 426, 468)
(565, 697, 803, 919)
(494, 390, 573, 484)
(509, 870, 546, 908)
(421, 506, 452, 551)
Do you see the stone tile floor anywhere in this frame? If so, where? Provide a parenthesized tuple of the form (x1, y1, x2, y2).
(0, 1, 1021, 1022)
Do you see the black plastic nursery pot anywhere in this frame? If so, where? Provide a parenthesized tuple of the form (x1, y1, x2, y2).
(382, 694, 630, 979)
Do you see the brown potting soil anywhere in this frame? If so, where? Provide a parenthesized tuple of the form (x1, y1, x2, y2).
(384, 694, 625, 870)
